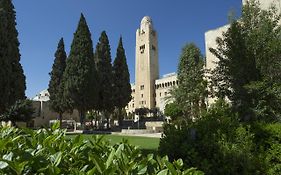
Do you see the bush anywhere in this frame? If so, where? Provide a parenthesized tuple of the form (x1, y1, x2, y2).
(0, 123, 203, 174)
(159, 99, 258, 174)
(0, 99, 34, 126)
(251, 122, 281, 174)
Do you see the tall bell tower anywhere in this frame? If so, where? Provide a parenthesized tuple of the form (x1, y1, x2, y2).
(135, 16, 159, 109)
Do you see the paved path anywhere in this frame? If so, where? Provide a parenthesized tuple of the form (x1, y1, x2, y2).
(112, 132, 162, 138)
(66, 130, 163, 138)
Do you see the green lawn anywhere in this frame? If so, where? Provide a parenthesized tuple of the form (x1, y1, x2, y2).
(68, 134, 160, 151)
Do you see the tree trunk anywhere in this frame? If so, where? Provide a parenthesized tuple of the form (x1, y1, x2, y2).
(79, 109, 85, 128)
(118, 108, 123, 128)
(59, 113, 63, 129)
(105, 111, 109, 129)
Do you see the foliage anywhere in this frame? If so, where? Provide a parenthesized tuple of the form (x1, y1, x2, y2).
(159, 99, 258, 175)
(245, 80, 281, 122)
(209, 0, 281, 122)
(95, 31, 114, 128)
(112, 37, 132, 127)
(0, 124, 203, 175)
(0, 0, 26, 114)
(135, 108, 149, 117)
(62, 14, 98, 124)
(251, 122, 281, 174)
(48, 38, 67, 127)
(164, 102, 183, 122)
(173, 43, 207, 121)
(0, 99, 34, 125)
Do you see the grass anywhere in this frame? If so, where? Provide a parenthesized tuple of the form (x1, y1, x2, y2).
(68, 134, 160, 151)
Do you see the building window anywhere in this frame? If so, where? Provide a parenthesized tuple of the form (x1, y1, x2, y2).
(141, 94, 143, 98)
(160, 93, 162, 97)
(165, 92, 167, 96)
(132, 104, 134, 108)
(140, 85, 144, 90)
(140, 44, 145, 54)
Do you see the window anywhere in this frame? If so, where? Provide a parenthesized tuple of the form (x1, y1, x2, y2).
(140, 85, 144, 90)
(140, 44, 145, 54)
(165, 92, 167, 96)
(141, 94, 143, 98)
(160, 93, 162, 97)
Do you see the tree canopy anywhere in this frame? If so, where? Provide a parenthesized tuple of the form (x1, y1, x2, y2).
(173, 43, 207, 121)
(48, 38, 67, 126)
(210, 0, 281, 122)
(0, 0, 26, 114)
(62, 14, 97, 123)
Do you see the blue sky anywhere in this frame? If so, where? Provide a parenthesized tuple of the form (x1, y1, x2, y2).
(13, 0, 242, 98)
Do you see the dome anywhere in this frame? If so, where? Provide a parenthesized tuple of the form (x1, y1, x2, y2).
(141, 16, 152, 25)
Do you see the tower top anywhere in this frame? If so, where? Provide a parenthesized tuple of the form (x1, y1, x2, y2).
(141, 16, 152, 24)
(140, 16, 153, 31)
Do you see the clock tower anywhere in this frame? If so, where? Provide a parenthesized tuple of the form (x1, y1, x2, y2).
(135, 16, 159, 109)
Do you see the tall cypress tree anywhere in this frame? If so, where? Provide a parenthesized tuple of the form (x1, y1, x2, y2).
(173, 43, 206, 121)
(0, 0, 26, 114)
(112, 37, 132, 127)
(95, 31, 113, 129)
(63, 14, 97, 124)
(48, 38, 67, 127)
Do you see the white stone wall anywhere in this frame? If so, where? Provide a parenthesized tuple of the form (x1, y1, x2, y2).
(125, 84, 135, 114)
(155, 73, 178, 112)
(243, 0, 281, 12)
(33, 89, 50, 102)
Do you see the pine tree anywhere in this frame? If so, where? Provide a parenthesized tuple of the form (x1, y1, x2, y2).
(95, 31, 114, 129)
(48, 38, 67, 127)
(0, 0, 26, 114)
(210, 0, 281, 122)
(63, 14, 97, 124)
(173, 43, 206, 121)
(112, 37, 132, 127)
(210, 21, 259, 120)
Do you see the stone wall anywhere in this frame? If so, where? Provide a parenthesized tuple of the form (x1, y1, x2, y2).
(31, 101, 79, 128)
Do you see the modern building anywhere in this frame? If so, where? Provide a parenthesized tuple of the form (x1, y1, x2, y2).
(126, 16, 178, 114)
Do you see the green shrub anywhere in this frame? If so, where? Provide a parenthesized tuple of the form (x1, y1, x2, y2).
(0, 99, 34, 126)
(252, 122, 281, 174)
(0, 123, 203, 175)
(159, 100, 257, 175)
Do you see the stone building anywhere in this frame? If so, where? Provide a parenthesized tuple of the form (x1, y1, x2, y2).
(126, 16, 178, 115)
(31, 90, 79, 128)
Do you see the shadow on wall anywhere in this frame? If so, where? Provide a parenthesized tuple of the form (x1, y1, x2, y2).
(31, 101, 79, 128)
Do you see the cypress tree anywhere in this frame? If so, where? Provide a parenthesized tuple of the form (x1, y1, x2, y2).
(95, 31, 113, 129)
(173, 43, 207, 121)
(0, 0, 26, 114)
(112, 37, 132, 127)
(48, 38, 67, 127)
(63, 14, 97, 124)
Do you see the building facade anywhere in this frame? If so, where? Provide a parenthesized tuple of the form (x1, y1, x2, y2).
(126, 16, 178, 114)
(135, 16, 159, 110)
